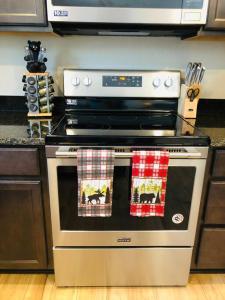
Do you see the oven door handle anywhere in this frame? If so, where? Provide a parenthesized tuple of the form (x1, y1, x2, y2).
(55, 151, 202, 159)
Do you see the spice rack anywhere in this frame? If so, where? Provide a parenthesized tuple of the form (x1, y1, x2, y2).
(28, 118, 52, 139)
(22, 72, 54, 117)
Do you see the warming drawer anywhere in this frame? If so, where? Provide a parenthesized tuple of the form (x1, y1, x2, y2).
(54, 247, 192, 286)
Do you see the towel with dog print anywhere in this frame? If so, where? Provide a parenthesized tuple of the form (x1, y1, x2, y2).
(130, 150, 169, 217)
(77, 149, 114, 217)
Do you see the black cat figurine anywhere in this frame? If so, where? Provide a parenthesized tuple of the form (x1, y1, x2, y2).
(24, 40, 48, 73)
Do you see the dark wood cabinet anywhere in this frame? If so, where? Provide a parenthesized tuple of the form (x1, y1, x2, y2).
(0, 181, 47, 269)
(205, 0, 225, 30)
(0, 146, 52, 270)
(0, 0, 47, 26)
(0, 148, 40, 176)
(212, 150, 225, 177)
(193, 149, 225, 270)
(205, 181, 225, 224)
(198, 229, 225, 269)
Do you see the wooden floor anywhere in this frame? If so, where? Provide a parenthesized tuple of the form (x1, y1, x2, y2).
(0, 274, 224, 300)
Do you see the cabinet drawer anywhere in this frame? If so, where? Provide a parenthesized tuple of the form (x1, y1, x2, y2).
(198, 228, 225, 269)
(212, 150, 225, 177)
(205, 181, 225, 224)
(0, 148, 39, 176)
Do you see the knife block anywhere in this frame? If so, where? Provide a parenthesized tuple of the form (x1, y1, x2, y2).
(178, 83, 201, 119)
(22, 72, 54, 117)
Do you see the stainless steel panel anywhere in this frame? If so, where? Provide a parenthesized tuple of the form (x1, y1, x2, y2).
(47, 149, 207, 247)
(63, 70, 181, 98)
(47, 2, 182, 24)
(53, 247, 192, 286)
(0, 0, 46, 25)
(181, 0, 209, 24)
(49, 145, 208, 159)
(66, 129, 176, 137)
(47, 0, 208, 25)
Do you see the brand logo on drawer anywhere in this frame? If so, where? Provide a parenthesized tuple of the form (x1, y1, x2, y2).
(117, 238, 131, 243)
(54, 10, 68, 17)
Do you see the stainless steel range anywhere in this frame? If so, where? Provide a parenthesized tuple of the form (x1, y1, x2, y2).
(46, 69, 209, 287)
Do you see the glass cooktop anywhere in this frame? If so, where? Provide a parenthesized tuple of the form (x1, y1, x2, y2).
(66, 111, 176, 136)
(46, 111, 210, 147)
(45, 97, 210, 146)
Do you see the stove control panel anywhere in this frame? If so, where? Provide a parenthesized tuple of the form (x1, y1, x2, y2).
(103, 76, 142, 88)
(64, 70, 180, 98)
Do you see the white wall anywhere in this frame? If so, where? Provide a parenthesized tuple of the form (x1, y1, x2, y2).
(0, 33, 225, 98)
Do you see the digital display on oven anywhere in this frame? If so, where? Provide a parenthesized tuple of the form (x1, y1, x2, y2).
(103, 76, 142, 87)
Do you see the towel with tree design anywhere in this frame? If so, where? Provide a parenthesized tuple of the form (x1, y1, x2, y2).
(77, 149, 114, 217)
(130, 150, 169, 217)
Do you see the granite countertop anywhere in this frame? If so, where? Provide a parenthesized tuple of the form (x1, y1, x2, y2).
(0, 96, 65, 146)
(198, 127, 225, 147)
(0, 112, 45, 145)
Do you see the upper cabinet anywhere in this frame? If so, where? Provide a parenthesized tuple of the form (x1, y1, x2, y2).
(205, 0, 225, 30)
(0, 0, 47, 26)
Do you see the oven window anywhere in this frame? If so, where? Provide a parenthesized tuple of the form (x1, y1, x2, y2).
(57, 165, 196, 231)
(52, 0, 182, 9)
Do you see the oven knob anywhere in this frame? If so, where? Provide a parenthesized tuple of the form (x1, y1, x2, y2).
(72, 77, 80, 86)
(83, 77, 92, 86)
(164, 77, 173, 88)
(152, 78, 161, 88)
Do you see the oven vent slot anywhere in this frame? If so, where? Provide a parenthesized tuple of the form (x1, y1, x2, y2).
(68, 148, 131, 153)
(68, 147, 77, 152)
(166, 148, 187, 153)
(67, 147, 187, 153)
(115, 148, 129, 153)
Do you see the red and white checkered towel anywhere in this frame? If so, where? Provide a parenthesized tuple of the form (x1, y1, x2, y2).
(77, 149, 114, 217)
(130, 150, 169, 217)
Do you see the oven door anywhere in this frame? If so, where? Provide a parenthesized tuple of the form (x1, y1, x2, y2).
(47, 149, 207, 247)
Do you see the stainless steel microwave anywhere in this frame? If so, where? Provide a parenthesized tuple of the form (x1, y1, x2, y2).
(47, 0, 209, 25)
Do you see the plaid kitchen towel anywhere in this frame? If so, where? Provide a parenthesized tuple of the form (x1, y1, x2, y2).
(77, 149, 114, 217)
(130, 150, 169, 217)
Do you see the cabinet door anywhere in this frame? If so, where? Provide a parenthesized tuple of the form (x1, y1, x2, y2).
(0, 0, 47, 26)
(197, 228, 225, 269)
(212, 150, 225, 177)
(205, 181, 225, 224)
(206, 0, 225, 30)
(0, 181, 47, 269)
